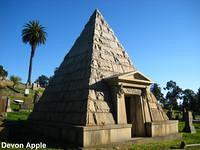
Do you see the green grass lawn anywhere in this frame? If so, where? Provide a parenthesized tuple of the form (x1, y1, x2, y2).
(131, 140, 181, 150)
(131, 121, 200, 150)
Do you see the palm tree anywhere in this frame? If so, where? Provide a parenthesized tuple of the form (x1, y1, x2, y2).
(22, 20, 47, 86)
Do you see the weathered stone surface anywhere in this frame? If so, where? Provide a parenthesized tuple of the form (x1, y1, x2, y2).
(123, 88, 142, 95)
(146, 120, 179, 137)
(93, 112, 115, 125)
(29, 9, 178, 147)
(83, 125, 131, 147)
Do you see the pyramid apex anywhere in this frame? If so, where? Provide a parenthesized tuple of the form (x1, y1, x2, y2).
(91, 8, 103, 19)
(94, 8, 101, 14)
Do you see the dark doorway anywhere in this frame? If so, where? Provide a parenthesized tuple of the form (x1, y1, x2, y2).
(125, 95, 134, 137)
(125, 95, 146, 137)
(125, 96, 132, 124)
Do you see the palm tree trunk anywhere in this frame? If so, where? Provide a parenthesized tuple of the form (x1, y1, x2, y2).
(27, 44, 36, 87)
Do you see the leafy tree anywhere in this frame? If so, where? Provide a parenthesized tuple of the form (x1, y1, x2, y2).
(0, 65, 8, 80)
(182, 89, 197, 112)
(22, 20, 47, 86)
(164, 80, 182, 110)
(10, 75, 21, 87)
(151, 83, 167, 107)
(196, 88, 200, 113)
(36, 75, 49, 88)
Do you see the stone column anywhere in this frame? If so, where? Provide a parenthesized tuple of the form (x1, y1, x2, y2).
(141, 88, 152, 123)
(112, 84, 127, 124)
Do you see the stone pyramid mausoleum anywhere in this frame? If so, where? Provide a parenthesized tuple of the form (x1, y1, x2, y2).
(29, 9, 179, 147)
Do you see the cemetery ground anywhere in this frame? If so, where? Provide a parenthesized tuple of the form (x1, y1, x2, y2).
(1, 81, 200, 149)
(2, 113, 200, 149)
(2, 115, 200, 149)
(0, 80, 44, 112)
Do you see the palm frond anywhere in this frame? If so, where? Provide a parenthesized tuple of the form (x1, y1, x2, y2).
(22, 20, 47, 46)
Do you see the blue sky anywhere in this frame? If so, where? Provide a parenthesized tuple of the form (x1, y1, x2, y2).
(0, 0, 200, 92)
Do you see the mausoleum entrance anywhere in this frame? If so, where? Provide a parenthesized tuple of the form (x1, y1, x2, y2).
(125, 95, 144, 137)
(105, 71, 155, 137)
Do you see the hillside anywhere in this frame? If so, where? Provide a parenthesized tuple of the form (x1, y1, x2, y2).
(0, 80, 44, 111)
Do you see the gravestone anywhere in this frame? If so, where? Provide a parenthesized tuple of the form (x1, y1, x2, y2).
(0, 97, 8, 140)
(175, 115, 179, 120)
(6, 97, 12, 112)
(167, 108, 173, 120)
(0, 96, 6, 119)
(183, 111, 196, 133)
(33, 91, 40, 104)
(182, 108, 186, 121)
(24, 88, 29, 96)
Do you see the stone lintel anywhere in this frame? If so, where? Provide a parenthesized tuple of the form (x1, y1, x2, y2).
(104, 78, 151, 89)
(118, 79, 152, 86)
(118, 82, 148, 88)
(123, 87, 142, 95)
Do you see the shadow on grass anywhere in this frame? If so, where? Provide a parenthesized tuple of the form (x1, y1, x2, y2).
(0, 120, 73, 149)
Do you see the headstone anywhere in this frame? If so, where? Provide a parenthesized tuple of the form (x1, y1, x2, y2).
(33, 91, 40, 104)
(180, 141, 186, 149)
(24, 88, 29, 96)
(175, 115, 179, 120)
(167, 108, 173, 120)
(182, 111, 196, 133)
(32, 83, 39, 90)
(0, 97, 8, 139)
(0, 96, 6, 119)
(31, 83, 34, 90)
(5, 97, 12, 112)
(36, 82, 40, 88)
(182, 108, 186, 121)
(192, 112, 196, 120)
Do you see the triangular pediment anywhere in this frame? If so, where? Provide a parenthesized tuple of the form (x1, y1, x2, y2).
(118, 71, 153, 82)
(104, 71, 153, 85)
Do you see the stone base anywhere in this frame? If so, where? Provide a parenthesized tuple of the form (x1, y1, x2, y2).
(83, 124, 131, 147)
(29, 121, 132, 147)
(146, 120, 179, 137)
(29, 120, 179, 147)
